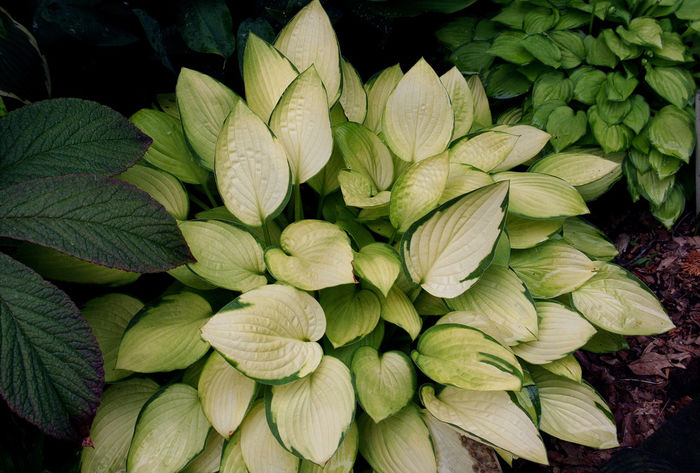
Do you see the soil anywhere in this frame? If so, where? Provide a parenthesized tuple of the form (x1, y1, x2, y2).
(512, 186, 700, 473)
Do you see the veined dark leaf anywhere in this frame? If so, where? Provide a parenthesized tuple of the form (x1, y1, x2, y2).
(0, 98, 151, 189)
(0, 252, 103, 440)
(178, 0, 235, 58)
(0, 175, 192, 272)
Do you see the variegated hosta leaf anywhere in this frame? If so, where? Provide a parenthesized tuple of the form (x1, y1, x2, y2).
(492, 172, 589, 219)
(181, 429, 225, 473)
(129, 109, 208, 185)
(490, 125, 551, 172)
(382, 59, 454, 163)
(532, 368, 619, 449)
(299, 421, 358, 473)
(308, 143, 344, 197)
(179, 220, 267, 292)
(440, 66, 474, 142)
(562, 218, 618, 261)
(449, 131, 518, 172)
(380, 285, 422, 340)
(81, 379, 159, 473)
(269, 67, 333, 184)
(412, 324, 523, 391)
(215, 100, 291, 227)
(571, 262, 674, 335)
(196, 206, 283, 246)
(390, 151, 450, 233)
(81, 294, 143, 383)
(338, 168, 392, 209)
(267, 356, 355, 465)
(401, 181, 509, 298)
(127, 384, 211, 473)
(468, 75, 492, 130)
(435, 311, 509, 348)
(265, 220, 355, 291)
(327, 321, 385, 367)
(492, 231, 511, 266)
(541, 354, 583, 383)
(198, 351, 257, 439)
(358, 404, 437, 473)
(420, 385, 547, 465)
(339, 58, 367, 123)
(510, 241, 597, 298)
(201, 284, 326, 383)
(176, 67, 239, 170)
(167, 264, 217, 291)
(506, 214, 565, 250)
(116, 292, 212, 372)
(243, 33, 298, 122)
(334, 122, 393, 192)
(241, 401, 300, 473)
(274, 0, 341, 105)
(512, 301, 596, 365)
(353, 243, 401, 297)
(363, 64, 403, 134)
(118, 165, 189, 220)
(220, 430, 248, 473)
(320, 284, 381, 348)
(529, 149, 624, 191)
(421, 411, 503, 473)
(446, 264, 538, 345)
(440, 163, 493, 204)
(352, 347, 416, 423)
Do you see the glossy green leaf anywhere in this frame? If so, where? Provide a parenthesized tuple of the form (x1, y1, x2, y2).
(601, 30, 640, 60)
(450, 41, 494, 75)
(522, 34, 562, 68)
(529, 148, 624, 193)
(201, 284, 326, 383)
(645, 66, 695, 109)
(650, 184, 685, 229)
(546, 106, 587, 152)
(588, 107, 633, 153)
(571, 66, 607, 105)
(116, 291, 212, 372)
(380, 285, 422, 340)
(562, 218, 618, 261)
(334, 122, 394, 192)
(532, 72, 573, 109)
(179, 0, 235, 57)
(584, 35, 617, 69)
(617, 17, 663, 48)
(486, 64, 531, 99)
(320, 284, 382, 348)
(549, 30, 585, 69)
(648, 105, 695, 163)
(488, 31, 533, 65)
(127, 384, 211, 473)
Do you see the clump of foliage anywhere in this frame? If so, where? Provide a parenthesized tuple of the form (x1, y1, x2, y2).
(437, 0, 699, 227)
(79, 1, 675, 472)
(0, 98, 192, 443)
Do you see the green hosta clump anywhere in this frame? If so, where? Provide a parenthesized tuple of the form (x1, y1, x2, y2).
(81, 1, 675, 471)
(437, 0, 699, 227)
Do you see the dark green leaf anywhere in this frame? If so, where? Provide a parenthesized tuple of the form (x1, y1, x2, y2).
(522, 34, 562, 68)
(650, 184, 685, 229)
(523, 7, 558, 34)
(616, 18, 663, 48)
(644, 65, 695, 108)
(584, 35, 618, 69)
(604, 72, 638, 103)
(532, 71, 573, 108)
(647, 105, 695, 163)
(628, 148, 651, 173)
(649, 149, 683, 179)
(676, 0, 700, 20)
(531, 100, 568, 128)
(555, 10, 590, 30)
(549, 30, 585, 69)
(652, 32, 687, 62)
(178, 0, 235, 57)
(492, 1, 529, 29)
(636, 169, 675, 206)
(622, 95, 650, 134)
(436, 16, 476, 48)
(601, 29, 641, 61)
(450, 41, 493, 74)
(0, 8, 50, 103)
(519, 62, 550, 82)
(571, 66, 607, 105)
(0, 175, 192, 272)
(133, 8, 173, 72)
(486, 64, 531, 99)
(0, 252, 103, 441)
(547, 106, 587, 152)
(588, 107, 634, 153)
(488, 31, 533, 65)
(473, 19, 502, 40)
(237, 17, 275, 77)
(0, 98, 151, 189)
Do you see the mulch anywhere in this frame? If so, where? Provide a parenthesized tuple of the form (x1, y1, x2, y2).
(512, 193, 700, 473)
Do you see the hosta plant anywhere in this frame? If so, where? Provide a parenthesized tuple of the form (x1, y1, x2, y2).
(80, 1, 675, 471)
(437, 0, 699, 227)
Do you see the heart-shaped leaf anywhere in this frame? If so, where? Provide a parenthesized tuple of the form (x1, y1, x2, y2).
(320, 284, 381, 348)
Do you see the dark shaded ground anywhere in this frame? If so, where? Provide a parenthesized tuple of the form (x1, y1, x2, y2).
(513, 186, 699, 473)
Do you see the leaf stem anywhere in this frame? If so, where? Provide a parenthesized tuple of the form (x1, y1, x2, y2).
(201, 183, 217, 208)
(262, 220, 272, 247)
(294, 181, 303, 222)
(189, 193, 211, 211)
(388, 229, 398, 246)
